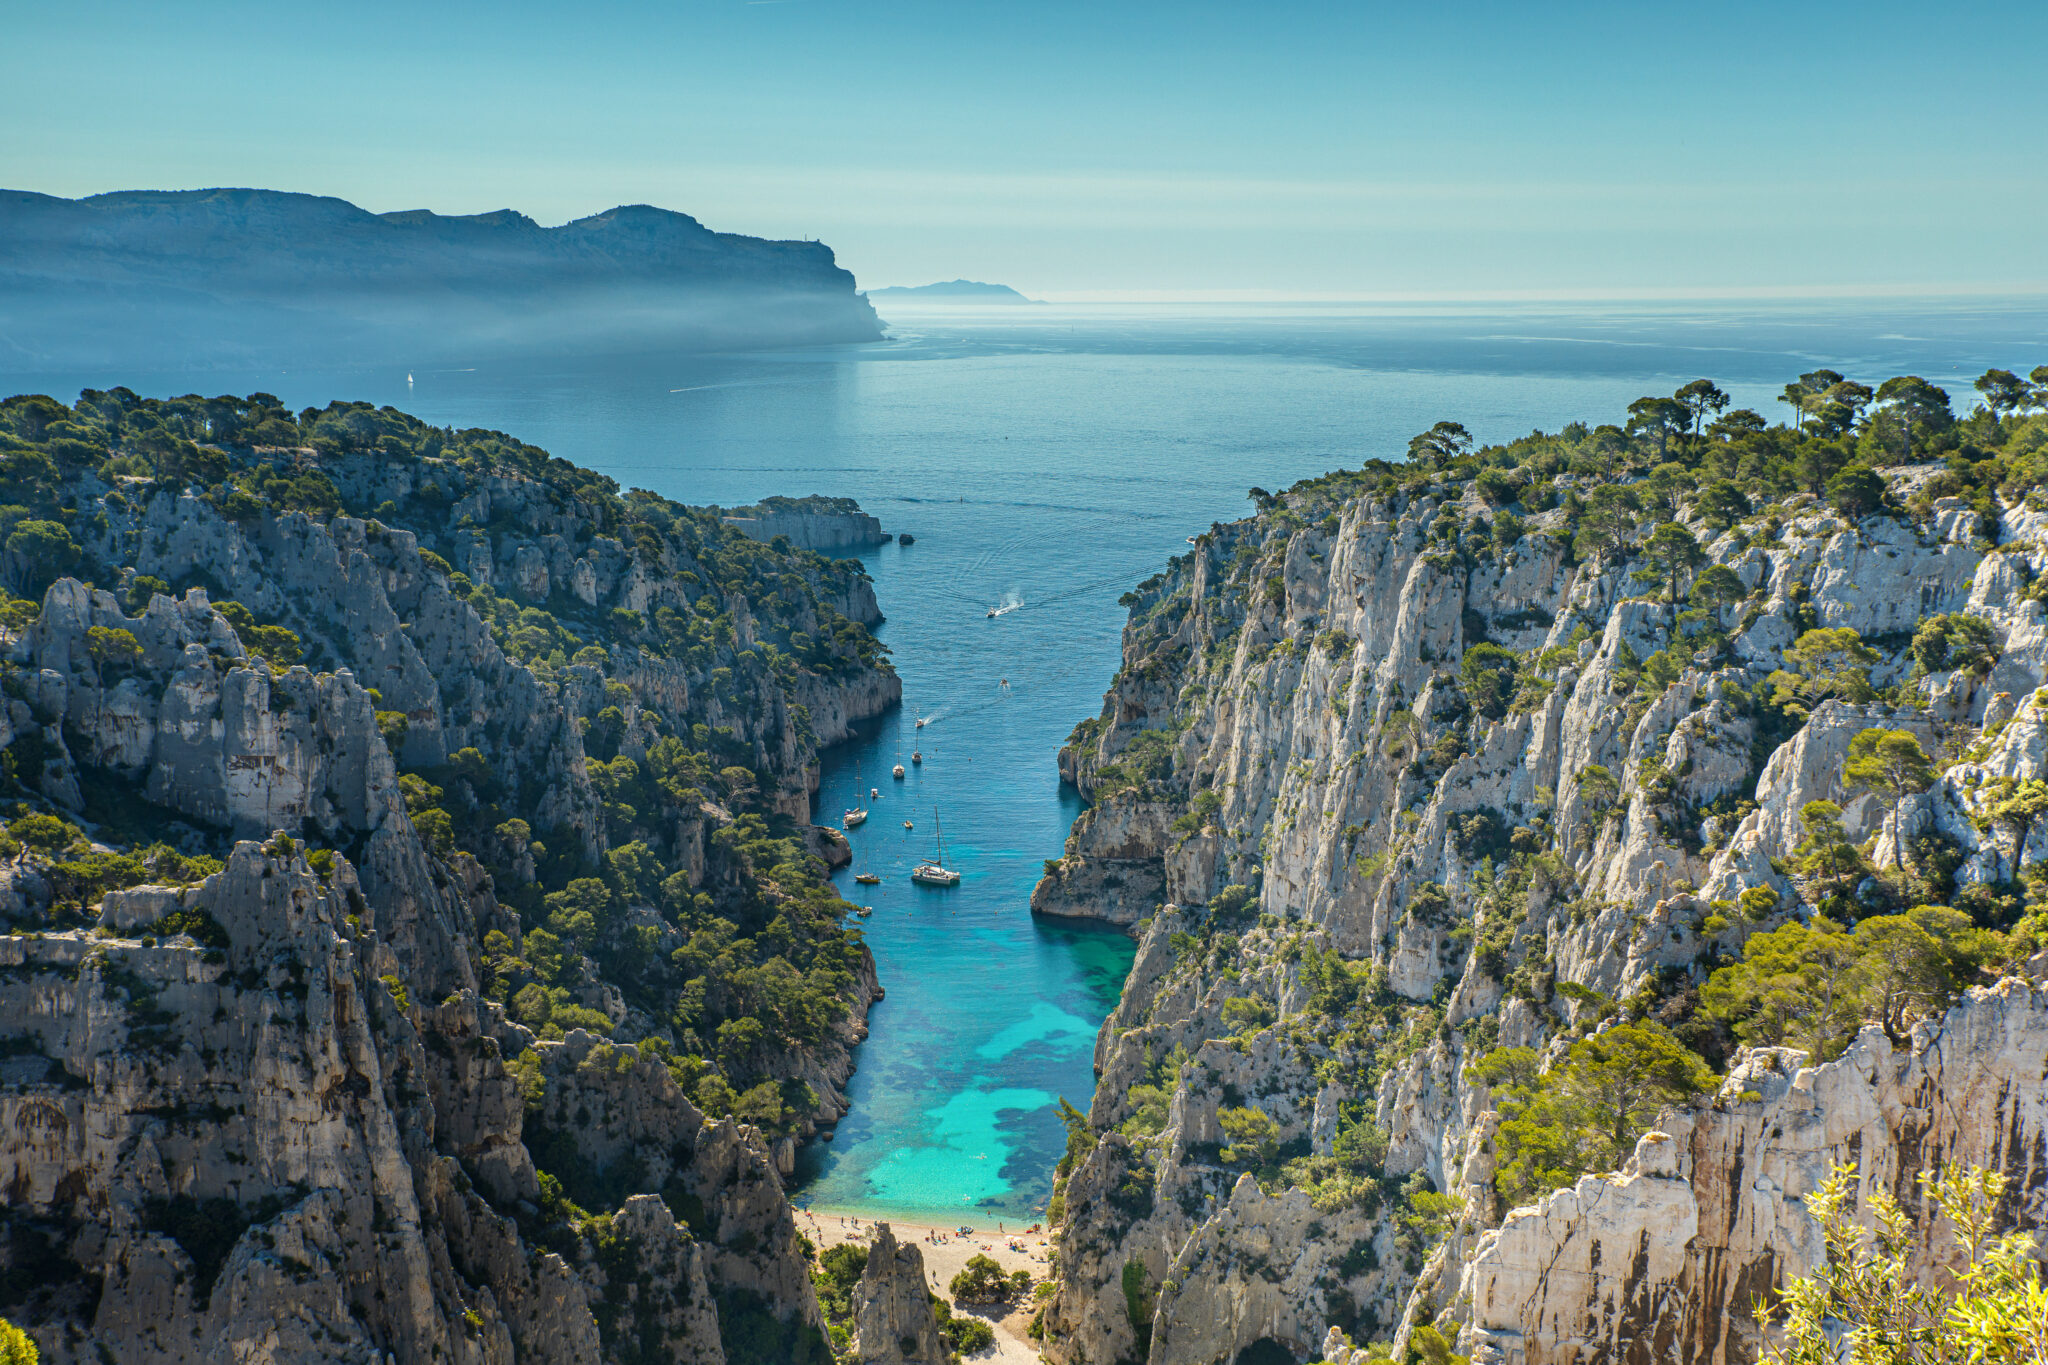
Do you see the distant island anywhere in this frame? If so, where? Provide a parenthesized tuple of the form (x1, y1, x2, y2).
(0, 187, 882, 371)
(867, 279, 1038, 303)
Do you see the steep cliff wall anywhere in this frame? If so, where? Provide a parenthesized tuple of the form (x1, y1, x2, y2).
(1033, 402, 2048, 1365)
(0, 389, 903, 1361)
(1459, 978, 2048, 1365)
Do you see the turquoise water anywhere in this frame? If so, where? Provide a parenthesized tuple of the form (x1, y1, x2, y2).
(11, 297, 2047, 1222)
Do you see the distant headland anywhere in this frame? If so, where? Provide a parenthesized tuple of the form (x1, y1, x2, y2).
(867, 279, 1039, 303)
(0, 187, 883, 371)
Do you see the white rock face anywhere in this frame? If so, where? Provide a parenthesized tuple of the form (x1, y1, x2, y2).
(1034, 475, 2048, 1365)
(0, 835, 844, 1365)
(722, 504, 891, 552)
(0, 460, 903, 1361)
(852, 1224, 948, 1365)
(1460, 980, 2048, 1365)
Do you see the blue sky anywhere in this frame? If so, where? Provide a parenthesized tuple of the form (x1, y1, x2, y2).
(6, 0, 2045, 298)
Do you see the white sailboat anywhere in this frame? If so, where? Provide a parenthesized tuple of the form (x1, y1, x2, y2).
(911, 808, 961, 886)
(843, 761, 868, 827)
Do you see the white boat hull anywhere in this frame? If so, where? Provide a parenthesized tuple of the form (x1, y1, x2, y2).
(911, 864, 960, 886)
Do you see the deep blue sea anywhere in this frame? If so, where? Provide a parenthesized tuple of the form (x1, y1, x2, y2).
(9, 297, 2046, 1223)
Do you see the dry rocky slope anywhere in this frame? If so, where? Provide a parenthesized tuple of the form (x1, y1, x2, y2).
(0, 390, 903, 1362)
(1035, 387, 2048, 1365)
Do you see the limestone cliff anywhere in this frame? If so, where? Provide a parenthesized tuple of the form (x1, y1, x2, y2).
(1033, 405, 2048, 1365)
(850, 1225, 947, 1365)
(0, 389, 901, 1362)
(722, 496, 892, 554)
(1460, 978, 2048, 1365)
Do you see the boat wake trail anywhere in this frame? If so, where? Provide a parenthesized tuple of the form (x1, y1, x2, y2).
(916, 680, 1017, 729)
(1029, 569, 1143, 608)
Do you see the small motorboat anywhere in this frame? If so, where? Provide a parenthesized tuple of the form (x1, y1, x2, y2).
(855, 906, 872, 917)
(911, 751, 922, 765)
(870, 786, 879, 799)
(903, 819, 913, 830)
(987, 607, 997, 618)
(915, 717, 928, 729)
(855, 873, 881, 885)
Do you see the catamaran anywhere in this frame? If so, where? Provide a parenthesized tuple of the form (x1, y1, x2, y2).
(911, 809, 961, 886)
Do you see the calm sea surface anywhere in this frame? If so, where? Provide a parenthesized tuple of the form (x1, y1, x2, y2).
(9, 298, 2046, 1222)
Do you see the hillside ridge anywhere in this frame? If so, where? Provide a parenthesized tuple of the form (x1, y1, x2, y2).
(1030, 367, 2048, 1364)
(0, 189, 883, 370)
(0, 388, 905, 1362)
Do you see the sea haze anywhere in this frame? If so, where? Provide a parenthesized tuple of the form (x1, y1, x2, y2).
(9, 298, 2044, 1221)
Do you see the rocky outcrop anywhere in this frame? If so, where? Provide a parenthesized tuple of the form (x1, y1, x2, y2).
(1149, 1174, 1383, 1365)
(0, 399, 901, 1362)
(0, 843, 502, 1364)
(1030, 793, 1175, 927)
(851, 1224, 947, 1365)
(1034, 463, 2048, 1365)
(1460, 978, 2048, 1365)
(723, 496, 891, 554)
(0, 839, 832, 1365)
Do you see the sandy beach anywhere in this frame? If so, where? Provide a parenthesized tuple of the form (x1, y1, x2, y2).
(800, 1207, 1052, 1362)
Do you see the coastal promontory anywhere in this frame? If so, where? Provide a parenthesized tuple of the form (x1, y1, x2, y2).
(0, 188, 884, 370)
(0, 387, 898, 1362)
(722, 494, 894, 553)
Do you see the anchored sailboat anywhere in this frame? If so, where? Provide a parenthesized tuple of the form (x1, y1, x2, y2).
(911, 808, 961, 886)
(844, 762, 868, 827)
(853, 808, 880, 883)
